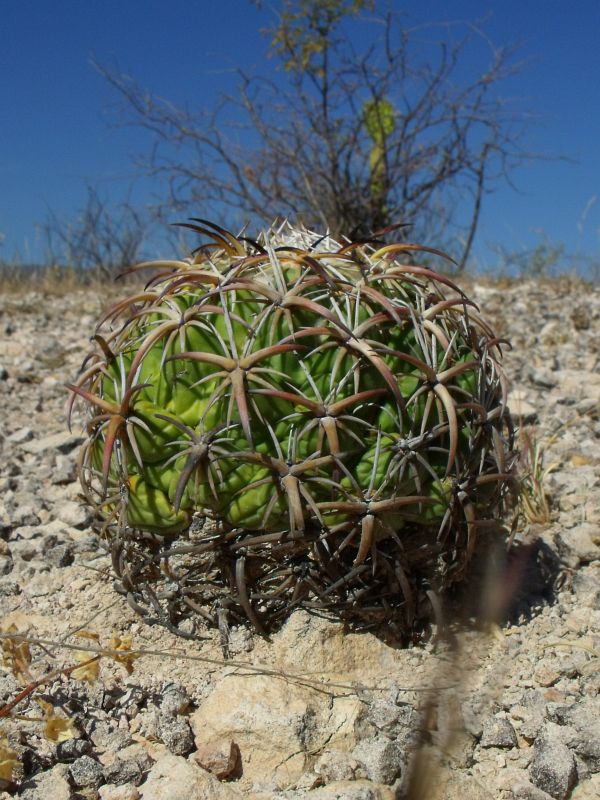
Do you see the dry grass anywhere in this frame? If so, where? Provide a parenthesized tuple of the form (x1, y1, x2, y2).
(0, 264, 138, 297)
(2, 261, 595, 298)
(0, 264, 98, 295)
(517, 427, 559, 526)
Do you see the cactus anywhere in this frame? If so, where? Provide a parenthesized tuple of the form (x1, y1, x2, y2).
(69, 220, 516, 638)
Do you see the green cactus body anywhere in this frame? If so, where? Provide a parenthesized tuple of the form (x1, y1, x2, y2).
(71, 221, 515, 636)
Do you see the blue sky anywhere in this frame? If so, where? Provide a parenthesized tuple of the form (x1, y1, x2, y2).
(1, 0, 599, 271)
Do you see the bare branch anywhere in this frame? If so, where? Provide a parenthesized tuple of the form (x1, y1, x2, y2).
(93, 3, 542, 268)
(42, 185, 149, 279)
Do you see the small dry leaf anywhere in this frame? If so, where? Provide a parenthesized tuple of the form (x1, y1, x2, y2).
(1, 623, 32, 683)
(36, 699, 77, 743)
(0, 733, 18, 782)
(109, 634, 140, 674)
(72, 631, 101, 683)
(570, 454, 592, 467)
(74, 630, 100, 642)
(72, 655, 100, 684)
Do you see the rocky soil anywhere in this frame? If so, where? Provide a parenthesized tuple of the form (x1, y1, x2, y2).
(0, 278, 598, 800)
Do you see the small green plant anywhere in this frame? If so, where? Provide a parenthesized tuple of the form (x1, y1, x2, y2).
(69, 220, 516, 637)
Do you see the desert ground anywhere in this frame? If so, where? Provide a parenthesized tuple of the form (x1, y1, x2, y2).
(0, 276, 599, 799)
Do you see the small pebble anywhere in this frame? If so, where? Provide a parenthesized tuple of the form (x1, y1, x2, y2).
(68, 755, 105, 788)
(529, 735, 577, 800)
(480, 717, 518, 749)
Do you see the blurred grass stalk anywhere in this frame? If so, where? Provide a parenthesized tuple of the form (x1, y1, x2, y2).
(518, 426, 560, 527)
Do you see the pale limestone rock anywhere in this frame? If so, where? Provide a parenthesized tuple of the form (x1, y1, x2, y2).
(313, 749, 367, 782)
(20, 764, 71, 800)
(439, 773, 496, 800)
(191, 660, 361, 787)
(55, 499, 90, 529)
(498, 771, 555, 799)
(305, 779, 396, 799)
(99, 785, 141, 800)
(271, 610, 400, 677)
(556, 523, 600, 565)
(508, 389, 537, 422)
(571, 774, 600, 800)
(139, 754, 241, 800)
(351, 736, 404, 783)
(554, 370, 600, 400)
(21, 430, 83, 455)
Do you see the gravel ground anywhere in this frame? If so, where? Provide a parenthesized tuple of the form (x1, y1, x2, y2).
(0, 278, 599, 800)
